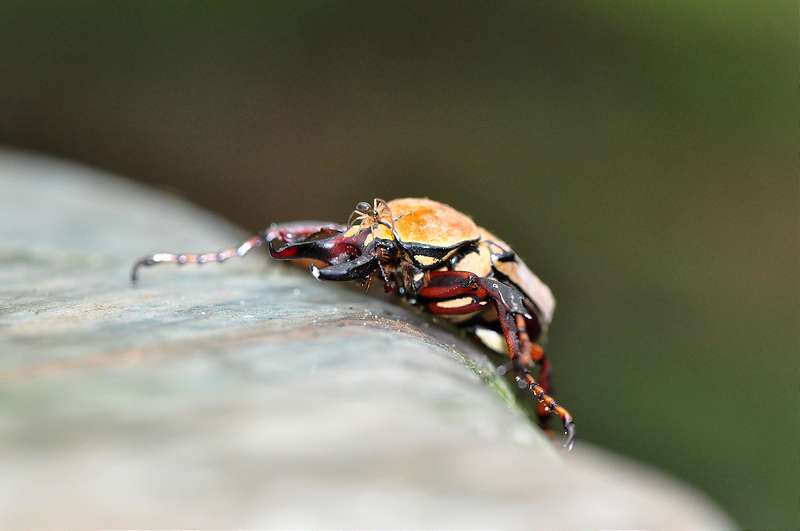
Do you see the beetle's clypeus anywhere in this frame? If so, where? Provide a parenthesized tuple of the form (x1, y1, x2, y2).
(132, 197, 575, 450)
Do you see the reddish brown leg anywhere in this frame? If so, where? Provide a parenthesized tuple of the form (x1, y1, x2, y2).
(513, 315, 560, 437)
(419, 270, 575, 451)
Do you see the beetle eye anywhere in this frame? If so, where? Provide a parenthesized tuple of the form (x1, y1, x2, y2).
(355, 202, 371, 213)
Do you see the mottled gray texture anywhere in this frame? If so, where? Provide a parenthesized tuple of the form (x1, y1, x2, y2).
(0, 148, 734, 528)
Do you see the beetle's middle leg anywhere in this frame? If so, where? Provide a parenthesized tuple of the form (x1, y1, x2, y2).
(418, 270, 575, 451)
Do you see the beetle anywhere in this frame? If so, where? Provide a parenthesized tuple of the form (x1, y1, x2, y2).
(131, 197, 575, 450)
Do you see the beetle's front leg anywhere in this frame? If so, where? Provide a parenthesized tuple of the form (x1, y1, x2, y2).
(308, 253, 380, 283)
(131, 221, 346, 284)
(418, 270, 575, 451)
(131, 232, 269, 284)
(269, 230, 384, 286)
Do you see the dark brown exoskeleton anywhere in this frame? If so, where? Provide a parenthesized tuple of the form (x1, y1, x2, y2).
(132, 198, 575, 450)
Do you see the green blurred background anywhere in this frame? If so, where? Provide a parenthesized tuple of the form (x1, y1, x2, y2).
(1, 1, 796, 527)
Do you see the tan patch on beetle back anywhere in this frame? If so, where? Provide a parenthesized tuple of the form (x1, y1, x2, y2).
(444, 235, 493, 277)
(480, 228, 555, 325)
(386, 198, 480, 247)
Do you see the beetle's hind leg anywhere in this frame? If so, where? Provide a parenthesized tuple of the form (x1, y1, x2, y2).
(418, 270, 575, 451)
(491, 308, 574, 451)
(510, 316, 565, 435)
(131, 232, 268, 284)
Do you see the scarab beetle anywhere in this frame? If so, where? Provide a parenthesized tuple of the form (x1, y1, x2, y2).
(132, 198, 575, 450)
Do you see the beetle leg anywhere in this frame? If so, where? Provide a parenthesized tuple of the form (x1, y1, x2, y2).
(418, 270, 575, 451)
(268, 225, 371, 272)
(511, 315, 558, 436)
(131, 222, 347, 284)
(131, 232, 269, 284)
(308, 253, 380, 283)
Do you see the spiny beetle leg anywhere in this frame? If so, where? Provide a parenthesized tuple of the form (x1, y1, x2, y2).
(309, 253, 380, 282)
(130, 232, 269, 284)
(495, 304, 575, 451)
(419, 270, 575, 451)
(268, 228, 367, 266)
(130, 222, 347, 284)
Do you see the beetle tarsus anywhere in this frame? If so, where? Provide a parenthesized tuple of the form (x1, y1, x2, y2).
(562, 414, 576, 451)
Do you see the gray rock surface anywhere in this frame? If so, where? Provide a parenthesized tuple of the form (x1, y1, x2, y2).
(0, 148, 734, 528)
